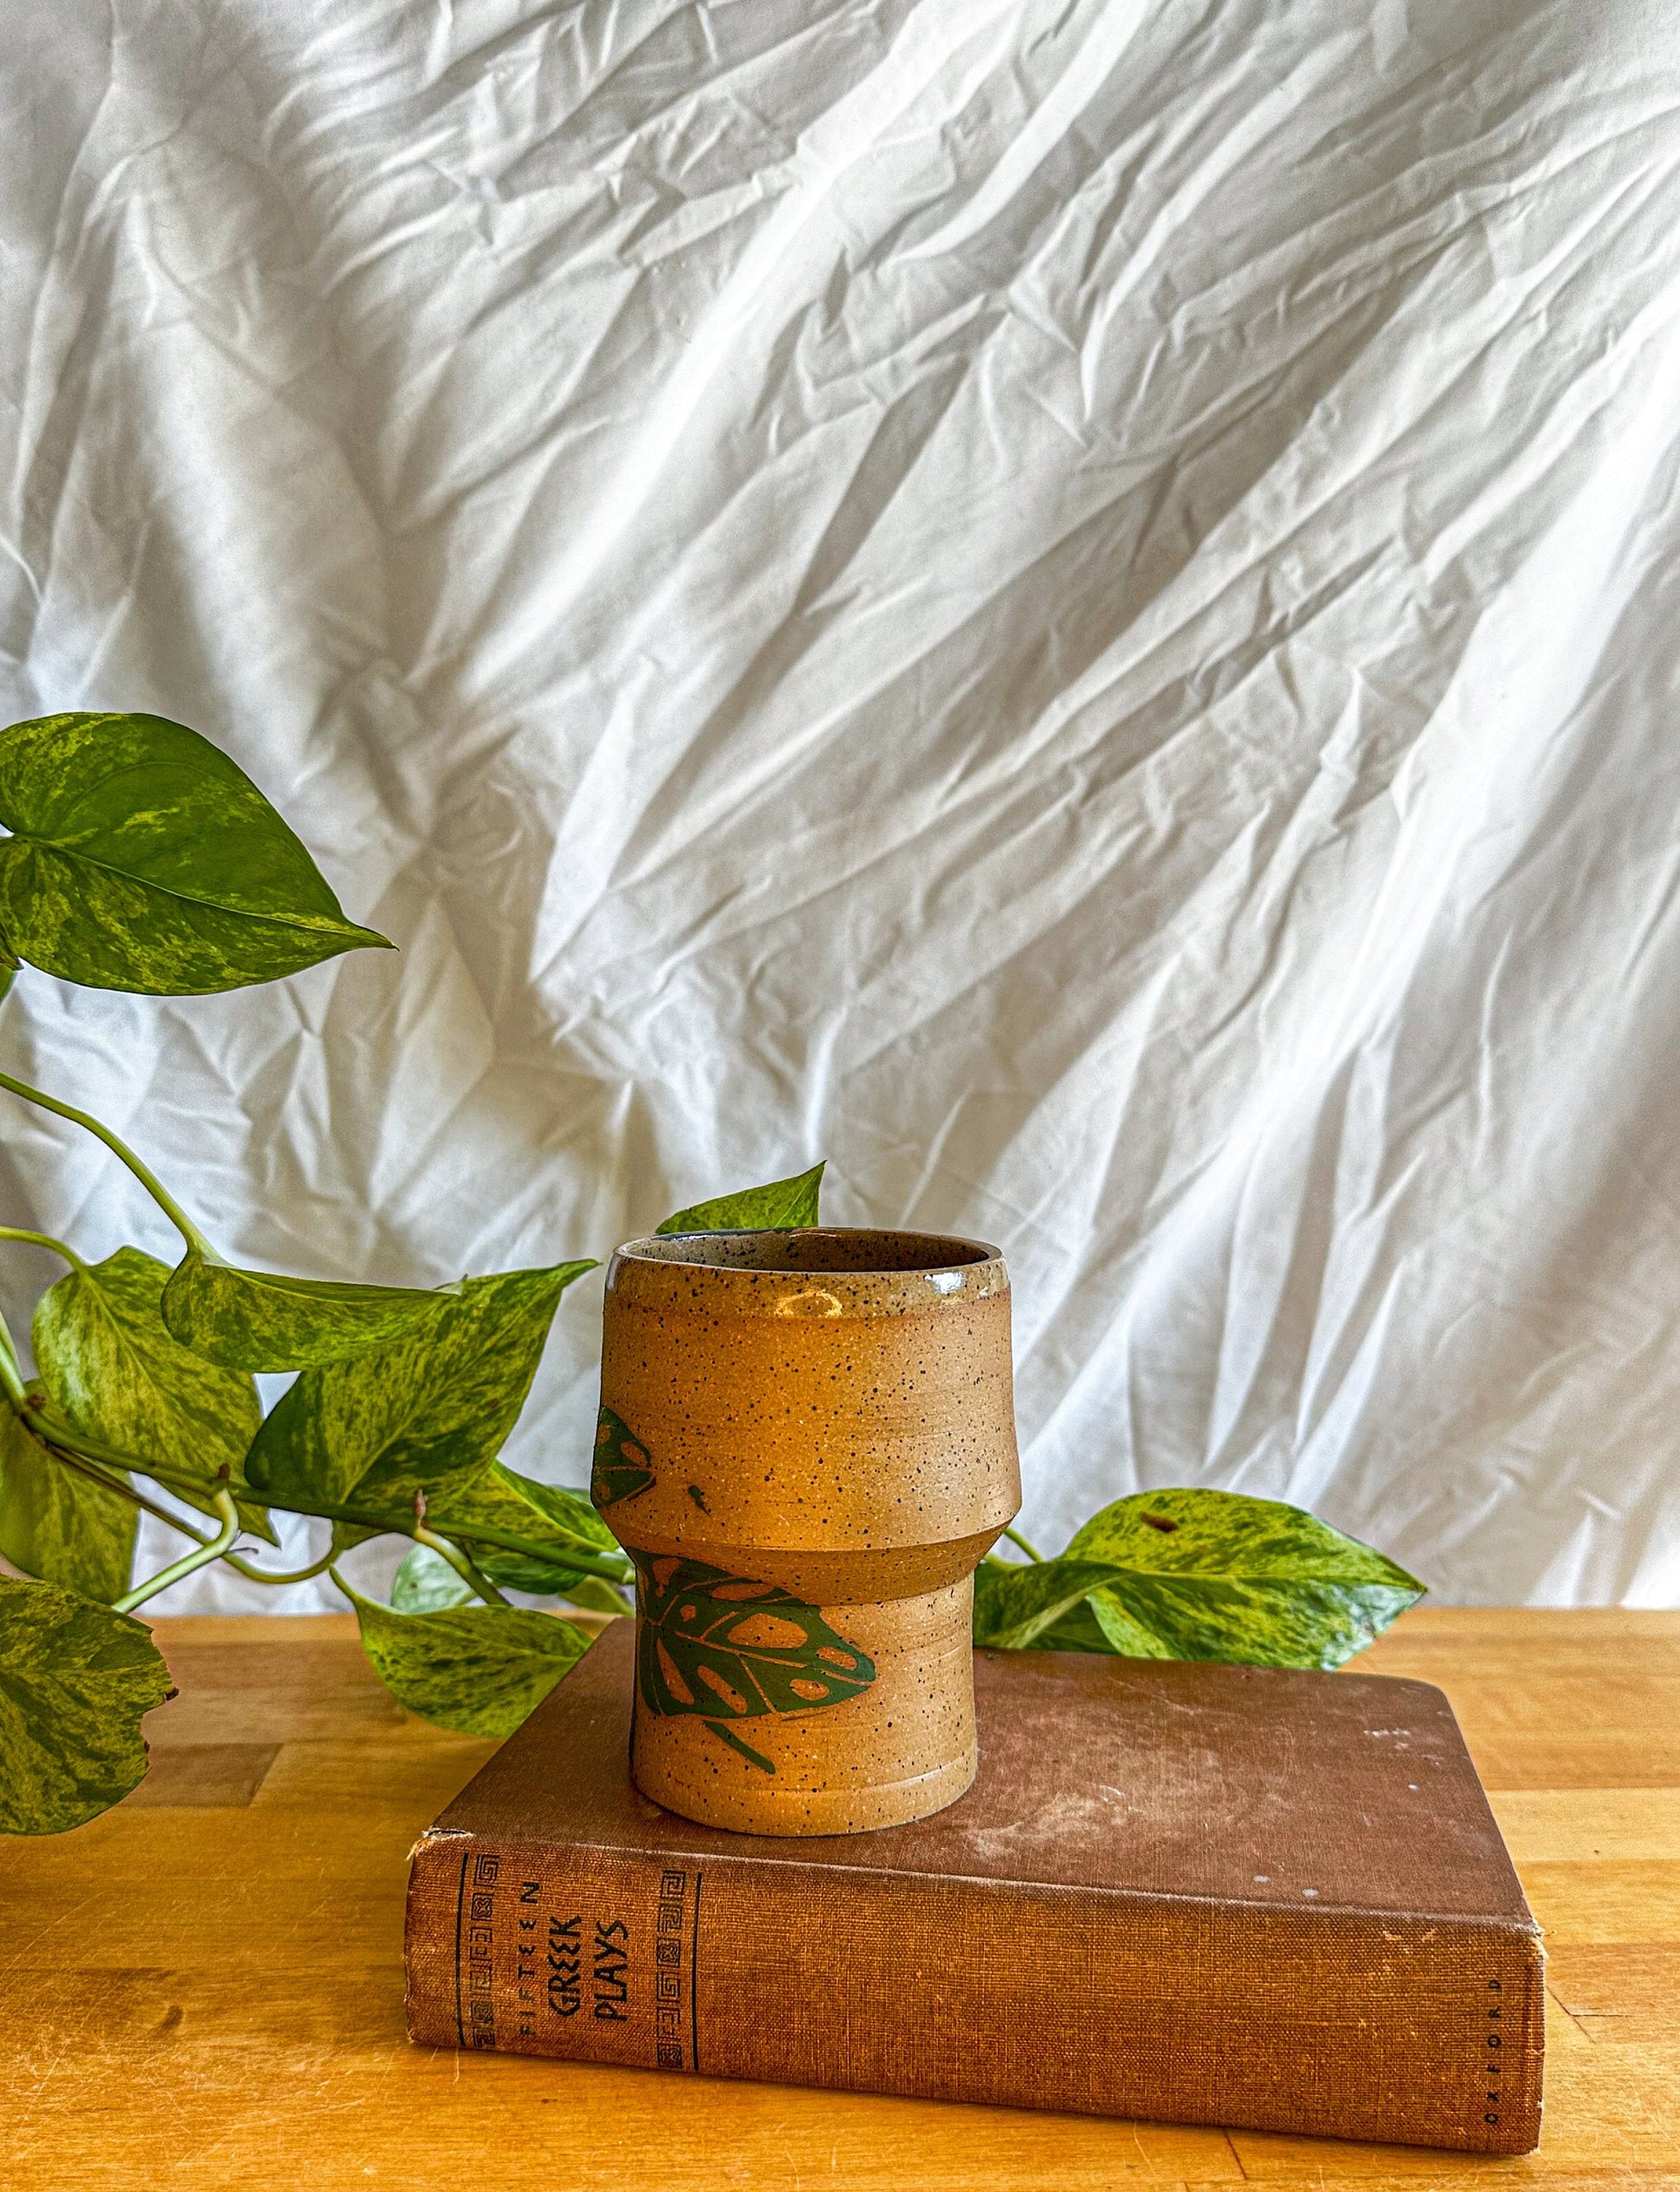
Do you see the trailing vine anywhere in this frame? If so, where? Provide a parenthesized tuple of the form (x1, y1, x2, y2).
(0, 711, 1422, 1835)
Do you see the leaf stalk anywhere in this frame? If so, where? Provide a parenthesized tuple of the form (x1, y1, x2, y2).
(0, 1225, 91, 1276)
(222, 1544, 340, 1587)
(0, 1308, 28, 1407)
(411, 1519, 510, 1608)
(113, 1482, 241, 1614)
(0, 1069, 216, 1259)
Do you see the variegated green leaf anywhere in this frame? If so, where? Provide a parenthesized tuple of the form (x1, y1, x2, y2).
(1070, 1488, 1424, 1665)
(0, 711, 391, 995)
(344, 1582, 594, 1737)
(975, 1576, 1117, 1655)
(0, 1577, 174, 1832)
(391, 1543, 473, 1614)
(33, 1246, 273, 1541)
(550, 1575, 635, 1614)
(0, 1397, 137, 1602)
(161, 1250, 452, 1372)
(972, 1557, 1173, 1655)
(976, 1489, 1424, 1669)
(393, 1530, 628, 1618)
(657, 1160, 824, 1235)
(245, 1263, 596, 1518)
(428, 1462, 628, 1599)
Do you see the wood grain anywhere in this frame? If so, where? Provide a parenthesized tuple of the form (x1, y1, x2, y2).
(2, 1608, 1675, 2189)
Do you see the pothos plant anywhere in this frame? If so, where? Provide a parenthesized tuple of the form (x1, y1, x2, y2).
(0, 711, 1424, 1840)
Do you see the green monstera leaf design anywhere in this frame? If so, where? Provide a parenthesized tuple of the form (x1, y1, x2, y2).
(631, 1551, 875, 1774)
(591, 1405, 656, 1511)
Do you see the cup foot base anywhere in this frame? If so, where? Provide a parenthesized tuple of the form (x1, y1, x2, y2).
(627, 1576, 979, 1835)
(633, 1742, 977, 1836)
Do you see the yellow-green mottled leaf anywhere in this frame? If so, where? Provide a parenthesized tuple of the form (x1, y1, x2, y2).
(1071, 1488, 1424, 1666)
(980, 1488, 1424, 1669)
(391, 1543, 472, 1614)
(0, 711, 391, 995)
(0, 1577, 174, 1831)
(972, 1558, 1172, 1654)
(0, 1398, 137, 1602)
(551, 1575, 635, 1615)
(344, 1582, 593, 1736)
(161, 1250, 452, 1372)
(33, 1246, 273, 1542)
(977, 1575, 1117, 1654)
(393, 1517, 628, 1618)
(657, 1161, 824, 1235)
(245, 1264, 596, 1516)
(427, 1462, 628, 1599)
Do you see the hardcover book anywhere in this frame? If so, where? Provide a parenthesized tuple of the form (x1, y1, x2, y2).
(405, 1620, 1544, 2152)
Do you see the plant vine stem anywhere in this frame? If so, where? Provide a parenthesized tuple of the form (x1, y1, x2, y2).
(412, 1521, 510, 1607)
(113, 1484, 240, 1614)
(351, 1510, 628, 1582)
(0, 1068, 216, 1259)
(1002, 1525, 1045, 1562)
(223, 1545, 339, 1586)
(22, 1404, 633, 1582)
(0, 1224, 90, 1276)
(0, 1311, 26, 1406)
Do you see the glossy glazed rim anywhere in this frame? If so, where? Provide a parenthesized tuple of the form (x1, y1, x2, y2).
(605, 1226, 1009, 1311)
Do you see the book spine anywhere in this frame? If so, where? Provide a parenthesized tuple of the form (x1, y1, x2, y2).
(405, 1829, 1544, 2153)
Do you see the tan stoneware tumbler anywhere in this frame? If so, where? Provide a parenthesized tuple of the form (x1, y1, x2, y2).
(592, 1228, 1020, 1836)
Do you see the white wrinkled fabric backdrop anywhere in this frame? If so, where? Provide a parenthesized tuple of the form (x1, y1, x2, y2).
(2, 0, 1677, 1613)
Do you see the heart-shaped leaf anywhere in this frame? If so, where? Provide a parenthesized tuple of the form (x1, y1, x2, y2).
(546, 1574, 635, 1615)
(161, 1251, 452, 1372)
(976, 1489, 1424, 1669)
(657, 1160, 824, 1235)
(245, 1262, 596, 1519)
(0, 1397, 138, 1602)
(390, 1534, 627, 1621)
(427, 1462, 628, 1597)
(972, 1574, 1118, 1655)
(1071, 1488, 1424, 1665)
(33, 1246, 273, 1540)
(0, 711, 391, 994)
(0, 1576, 175, 1832)
(972, 1557, 1174, 1654)
(391, 1544, 473, 1614)
(632, 1551, 875, 1772)
(344, 1582, 594, 1737)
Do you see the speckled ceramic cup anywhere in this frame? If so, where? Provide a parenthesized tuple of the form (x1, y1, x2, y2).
(591, 1228, 1020, 1835)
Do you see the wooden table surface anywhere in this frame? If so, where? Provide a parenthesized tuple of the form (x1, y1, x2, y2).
(3, 1608, 1676, 2190)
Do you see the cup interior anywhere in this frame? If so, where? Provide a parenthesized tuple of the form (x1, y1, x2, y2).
(622, 1226, 996, 1274)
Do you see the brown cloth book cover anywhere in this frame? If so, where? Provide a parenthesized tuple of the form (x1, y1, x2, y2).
(405, 1621, 1544, 2153)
